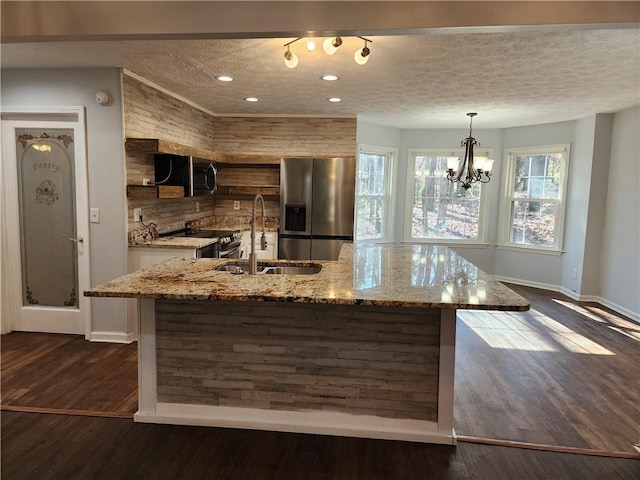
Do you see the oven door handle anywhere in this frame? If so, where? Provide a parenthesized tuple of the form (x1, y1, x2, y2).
(219, 244, 241, 258)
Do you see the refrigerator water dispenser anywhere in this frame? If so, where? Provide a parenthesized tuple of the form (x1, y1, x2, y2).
(285, 204, 306, 232)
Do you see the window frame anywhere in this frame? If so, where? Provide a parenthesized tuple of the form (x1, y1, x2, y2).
(498, 143, 571, 253)
(354, 144, 397, 243)
(404, 148, 492, 245)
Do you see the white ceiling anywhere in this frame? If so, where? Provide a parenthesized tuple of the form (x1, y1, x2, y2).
(2, 28, 639, 129)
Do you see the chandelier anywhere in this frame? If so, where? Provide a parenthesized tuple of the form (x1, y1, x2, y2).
(284, 36, 373, 68)
(446, 113, 494, 191)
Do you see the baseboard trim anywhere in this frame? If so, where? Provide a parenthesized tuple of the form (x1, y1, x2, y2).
(1, 404, 133, 419)
(457, 435, 640, 459)
(495, 277, 639, 324)
(596, 297, 640, 323)
(135, 402, 457, 445)
(493, 276, 561, 293)
(89, 331, 135, 344)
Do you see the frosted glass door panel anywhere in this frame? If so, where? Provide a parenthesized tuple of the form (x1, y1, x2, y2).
(16, 129, 78, 308)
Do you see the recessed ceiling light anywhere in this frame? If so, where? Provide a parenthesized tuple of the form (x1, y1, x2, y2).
(216, 76, 234, 82)
(328, 97, 342, 103)
(245, 97, 259, 102)
(321, 75, 339, 81)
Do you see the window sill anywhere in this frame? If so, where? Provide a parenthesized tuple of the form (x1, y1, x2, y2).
(403, 240, 490, 249)
(497, 244, 564, 256)
(355, 238, 392, 244)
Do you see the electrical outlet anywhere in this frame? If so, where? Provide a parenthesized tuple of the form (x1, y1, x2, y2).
(133, 208, 142, 222)
(573, 268, 578, 279)
(233, 201, 240, 210)
(142, 178, 151, 186)
(196, 202, 200, 213)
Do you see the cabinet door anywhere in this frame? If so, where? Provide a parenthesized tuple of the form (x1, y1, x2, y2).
(129, 247, 196, 271)
(240, 231, 277, 260)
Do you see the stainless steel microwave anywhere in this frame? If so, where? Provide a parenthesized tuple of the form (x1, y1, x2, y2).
(190, 160, 217, 196)
(154, 154, 217, 197)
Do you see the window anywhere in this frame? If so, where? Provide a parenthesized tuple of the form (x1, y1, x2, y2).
(355, 145, 396, 242)
(406, 150, 490, 243)
(501, 144, 570, 251)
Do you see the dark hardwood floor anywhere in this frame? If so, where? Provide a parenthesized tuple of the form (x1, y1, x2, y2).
(1, 284, 639, 478)
(1, 331, 137, 416)
(2, 411, 639, 480)
(455, 284, 639, 454)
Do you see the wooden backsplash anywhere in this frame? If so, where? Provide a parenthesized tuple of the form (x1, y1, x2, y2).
(123, 74, 358, 233)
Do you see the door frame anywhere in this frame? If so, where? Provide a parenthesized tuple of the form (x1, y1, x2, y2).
(1, 106, 91, 338)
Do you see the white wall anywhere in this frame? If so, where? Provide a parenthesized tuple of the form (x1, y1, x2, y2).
(599, 106, 640, 319)
(580, 114, 613, 297)
(562, 115, 595, 294)
(497, 120, 575, 288)
(1, 68, 129, 340)
(356, 121, 400, 149)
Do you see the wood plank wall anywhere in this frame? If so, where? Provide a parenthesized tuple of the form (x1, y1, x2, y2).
(124, 75, 217, 233)
(123, 76, 215, 150)
(156, 300, 440, 422)
(213, 117, 357, 157)
(123, 75, 358, 233)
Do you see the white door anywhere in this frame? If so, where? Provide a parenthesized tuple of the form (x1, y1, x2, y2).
(1, 109, 91, 337)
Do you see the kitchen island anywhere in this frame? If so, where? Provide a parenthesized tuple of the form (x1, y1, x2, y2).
(86, 243, 529, 444)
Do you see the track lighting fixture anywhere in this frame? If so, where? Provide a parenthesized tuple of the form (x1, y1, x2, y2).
(283, 36, 373, 68)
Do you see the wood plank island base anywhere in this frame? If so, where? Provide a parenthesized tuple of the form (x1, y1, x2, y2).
(85, 244, 529, 445)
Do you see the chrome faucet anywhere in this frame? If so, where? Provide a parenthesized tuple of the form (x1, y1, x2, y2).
(249, 194, 267, 274)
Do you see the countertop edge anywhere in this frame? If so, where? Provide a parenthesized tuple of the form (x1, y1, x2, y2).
(84, 290, 530, 311)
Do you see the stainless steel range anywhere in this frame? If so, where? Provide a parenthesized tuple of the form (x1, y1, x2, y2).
(160, 229, 242, 258)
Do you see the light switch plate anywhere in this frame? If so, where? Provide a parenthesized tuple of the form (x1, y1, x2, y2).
(90, 208, 100, 223)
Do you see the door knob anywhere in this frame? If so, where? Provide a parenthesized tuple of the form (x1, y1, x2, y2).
(69, 236, 84, 243)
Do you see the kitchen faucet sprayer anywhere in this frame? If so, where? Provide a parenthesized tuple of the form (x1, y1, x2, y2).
(249, 194, 267, 274)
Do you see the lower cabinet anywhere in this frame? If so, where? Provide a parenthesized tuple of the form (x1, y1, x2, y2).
(129, 247, 197, 271)
(239, 231, 278, 260)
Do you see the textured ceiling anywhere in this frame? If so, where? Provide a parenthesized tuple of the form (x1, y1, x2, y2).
(2, 28, 639, 128)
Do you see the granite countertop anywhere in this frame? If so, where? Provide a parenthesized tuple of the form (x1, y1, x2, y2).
(86, 243, 530, 311)
(129, 236, 218, 250)
(128, 215, 279, 249)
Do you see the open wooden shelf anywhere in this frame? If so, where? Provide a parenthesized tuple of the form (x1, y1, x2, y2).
(125, 138, 284, 165)
(127, 185, 185, 199)
(215, 185, 280, 196)
(125, 138, 217, 162)
(213, 153, 283, 165)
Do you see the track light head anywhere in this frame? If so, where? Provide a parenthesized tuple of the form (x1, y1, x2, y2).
(354, 37, 372, 65)
(323, 36, 343, 55)
(284, 47, 298, 68)
(354, 47, 370, 65)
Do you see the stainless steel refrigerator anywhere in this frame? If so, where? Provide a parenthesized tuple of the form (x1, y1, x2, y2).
(279, 157, 355, 260)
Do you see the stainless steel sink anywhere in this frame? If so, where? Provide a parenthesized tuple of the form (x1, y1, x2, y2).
(261, 265, 322, 275)
(214, 261, 322, 275)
